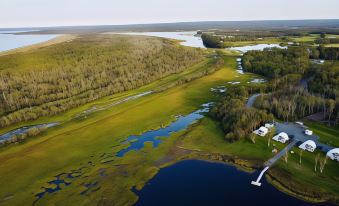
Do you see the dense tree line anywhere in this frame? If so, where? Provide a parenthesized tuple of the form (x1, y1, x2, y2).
(309, 46, 339, 60)
(318, 47, 339, 60)
(211, 87, 273, 142)
(200, 30, 320, 48)
(211, 31, 281, 38)
(201, 34, 224, 48)
(0, 34, 204, 127)
(254, 87, 338, 123)
(242, 46, 339, 124)
(308, 62, 339, 99)
(314, 38, 339, 44)
(201, 33, 273, 48)
(242, 47, 310, 78)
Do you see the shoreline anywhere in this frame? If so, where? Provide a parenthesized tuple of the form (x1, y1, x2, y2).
(196, 152, 337, 204)
(0, 34, 76, 57)
(147, 144, 338, 205)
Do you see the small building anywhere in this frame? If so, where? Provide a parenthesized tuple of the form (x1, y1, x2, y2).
(327, 148, 339, 162)
(295, 121, 303, 126)
(257, 126, 268, 137)
(265, 123, 274, 129)
(311, 59, 325, 64)
(305, 129, 313, 136)
(299, 140, 317, 152)
(272, 132, 289, 143)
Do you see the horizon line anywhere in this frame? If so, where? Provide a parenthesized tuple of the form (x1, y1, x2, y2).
(1, 18, 339, 30)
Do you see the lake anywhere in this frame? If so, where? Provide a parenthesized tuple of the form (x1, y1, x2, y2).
(118, 32, 289, 53)
(0, 30, 58, 52)
(118, 31, 206, 48)
(134, 160, 332, 206)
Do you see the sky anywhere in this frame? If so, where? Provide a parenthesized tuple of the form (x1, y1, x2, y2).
(1, 0, 339, 28)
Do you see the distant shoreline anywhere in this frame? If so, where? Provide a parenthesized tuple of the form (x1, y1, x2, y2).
(1, 19, 339, 35)
(0, 34, 76, 56)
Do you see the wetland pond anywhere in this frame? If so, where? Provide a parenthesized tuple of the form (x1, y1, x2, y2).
(116, 103, 212, 157)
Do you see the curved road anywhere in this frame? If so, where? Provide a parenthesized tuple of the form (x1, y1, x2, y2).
(246, 93, 261, 108)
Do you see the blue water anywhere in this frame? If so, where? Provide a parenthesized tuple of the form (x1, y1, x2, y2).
(0, 31, 58, 52)
(116, 104, 212, 157)
(118, 32, 206, 48)
(34, 173, 73, 203)
(34, 166, 88, 203)
(134, 160, 333, 206)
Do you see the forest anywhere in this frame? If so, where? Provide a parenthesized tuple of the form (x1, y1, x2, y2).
(211, 87, 273, 142)
(309, 46, 339, 60)
(242, 47, 339, 125)
(0, 34, 204, 127)
(308, 62, 339, 99)
(201, 33, 224, 48)
(314, 38, 339, 44)
(254, 87, 337, 123)
(213, 45, 338, 142)
(242, 47, 310, 78)
(201, 33, 269, 48)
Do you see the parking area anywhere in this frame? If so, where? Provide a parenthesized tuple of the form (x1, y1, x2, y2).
(275, 122, 334, 153)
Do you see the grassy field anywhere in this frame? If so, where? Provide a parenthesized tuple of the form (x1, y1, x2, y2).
(325, 44, 339, 48)
(291, 34, 319, 43)
(304, 121, 339, 147)
(222, 34, 322, 47)
(223, 38, 281, 47)
(0, 48, 258, 205)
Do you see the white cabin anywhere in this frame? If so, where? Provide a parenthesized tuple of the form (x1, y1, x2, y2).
(272, 132, 289, 143)
(265, 123, 274, 129)
(295, 121, 304, 126)
(305, 129, 313, 136)
(299, 140, 317, 152)
(257, 126, 268, 137)
(327, 148, 339, 162)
